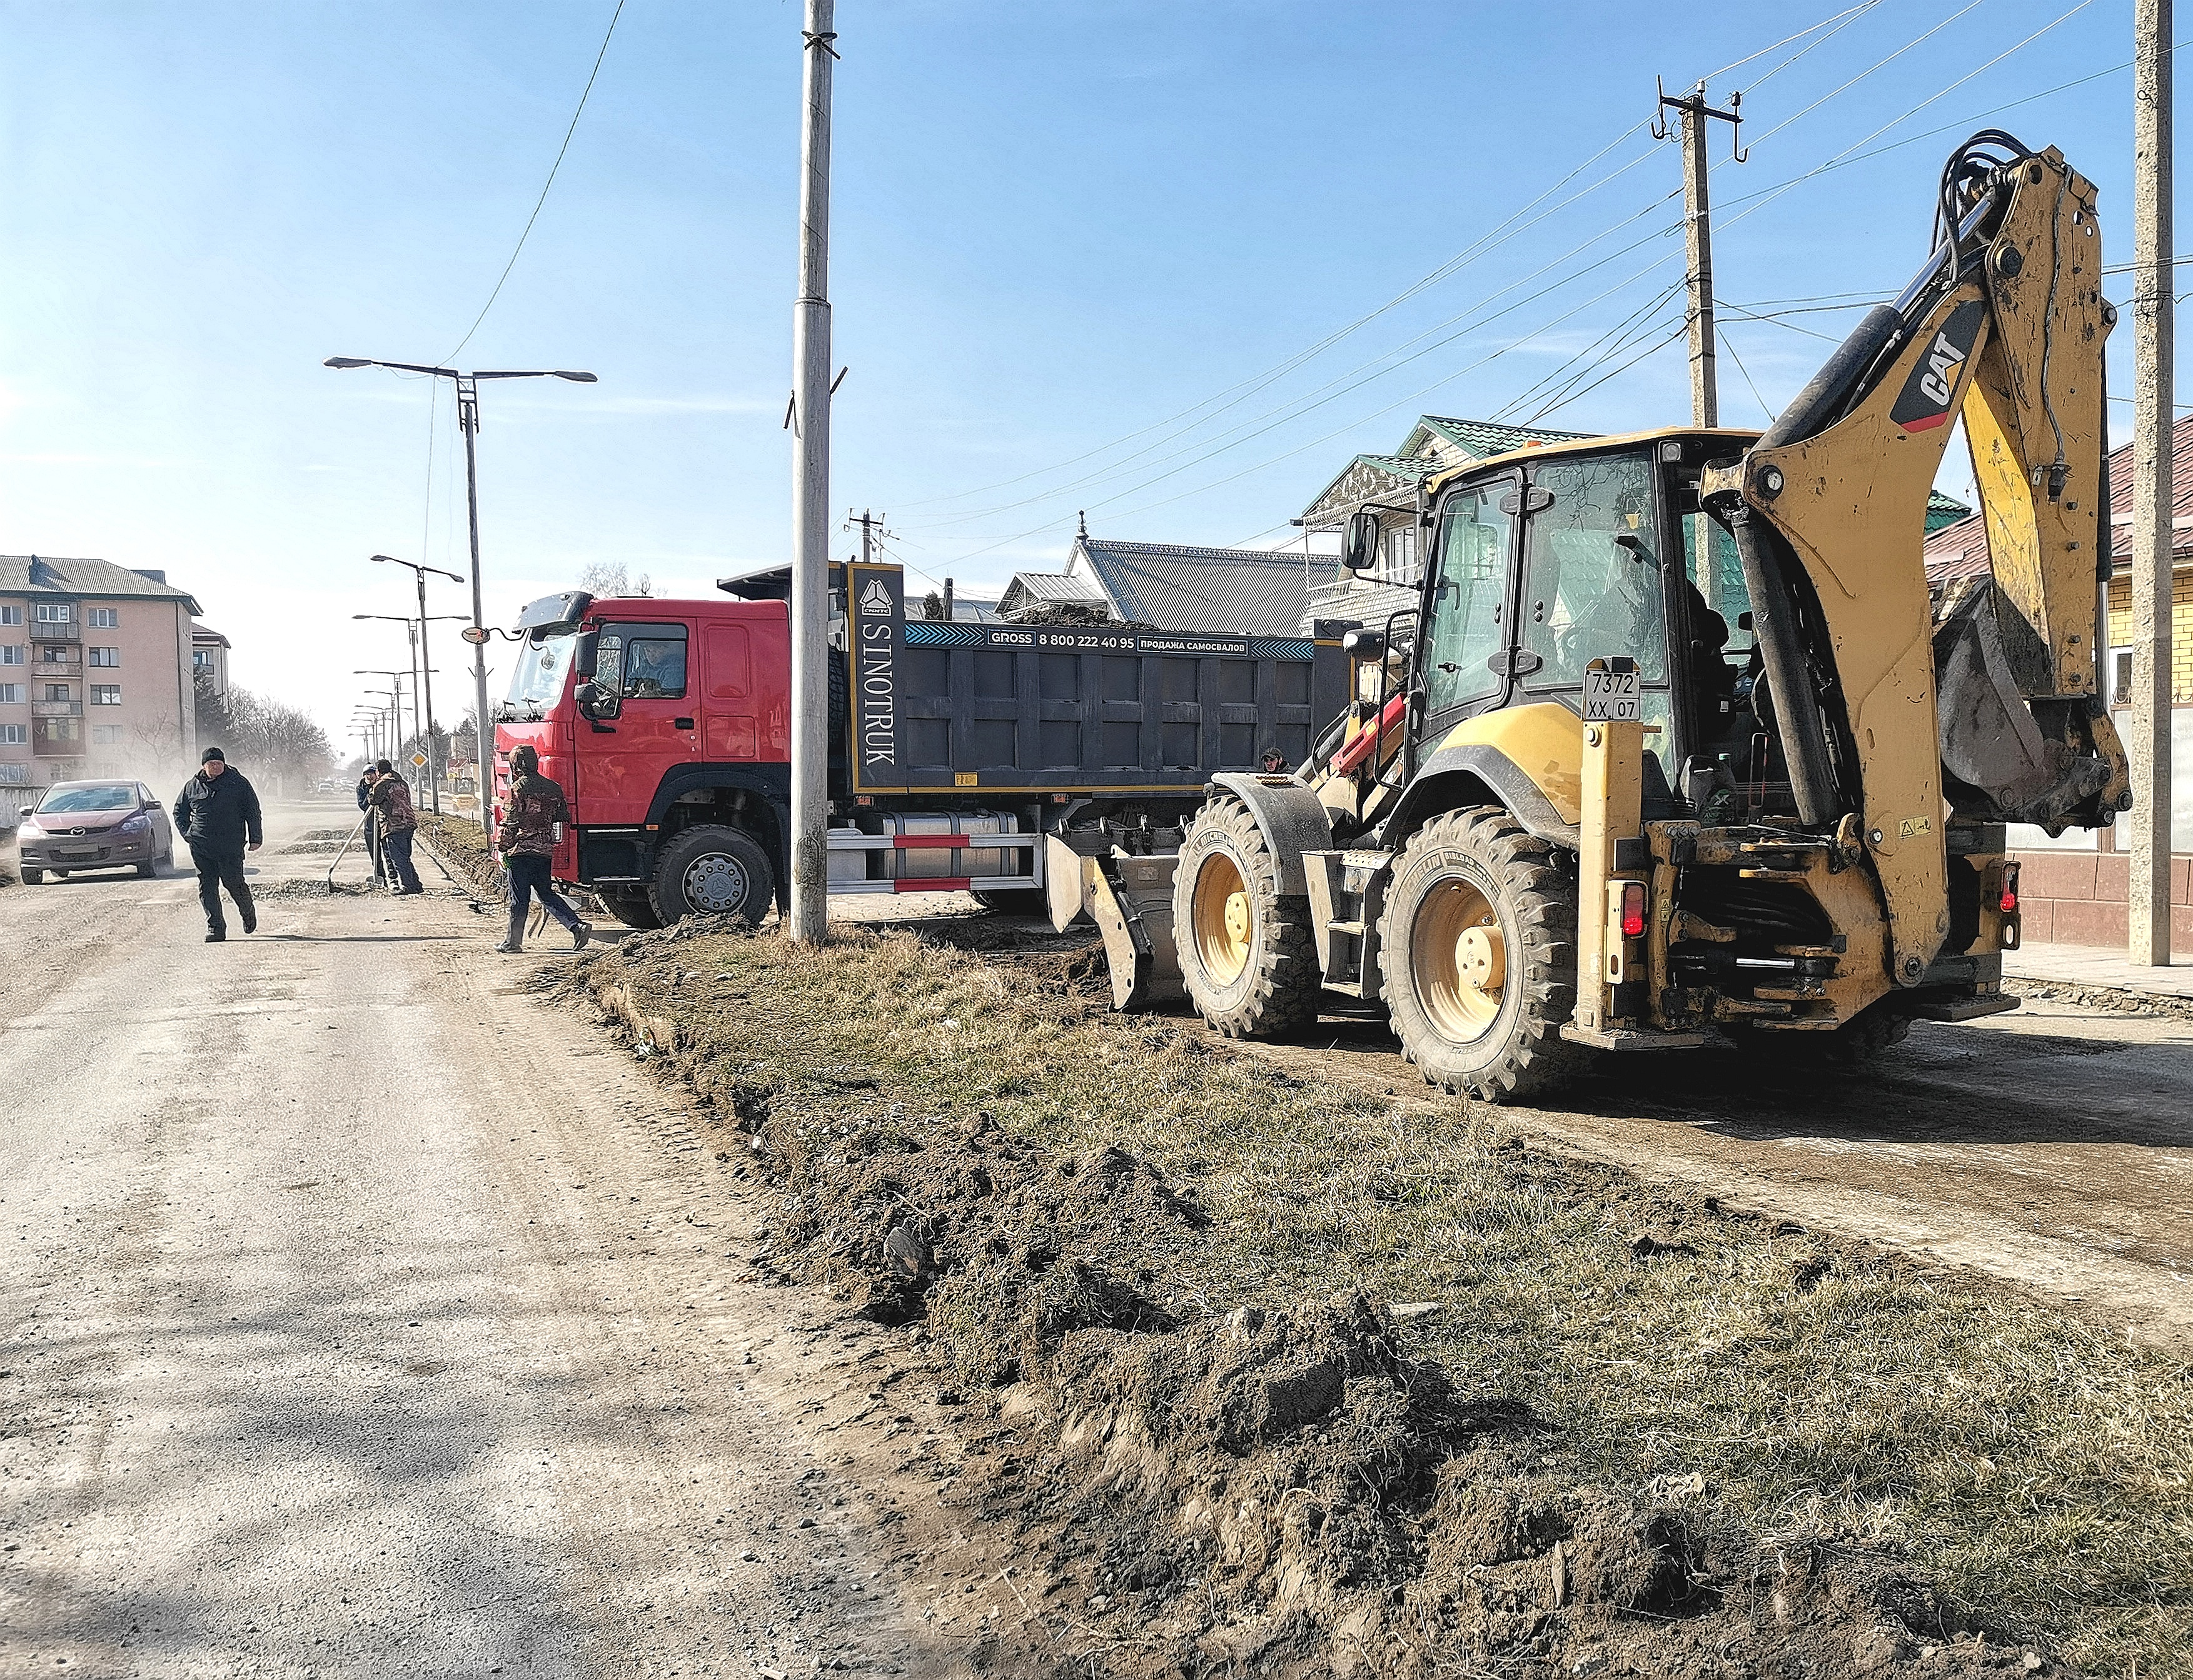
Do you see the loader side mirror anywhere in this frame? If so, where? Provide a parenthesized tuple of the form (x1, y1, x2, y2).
(1342, 628, 1386, 663)
(1341, 508, 1381, 572)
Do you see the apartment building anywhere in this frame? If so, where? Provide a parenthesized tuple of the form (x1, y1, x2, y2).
(0, 555, 202, 802)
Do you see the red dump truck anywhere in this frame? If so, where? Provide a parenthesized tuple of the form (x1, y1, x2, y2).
(492, 561, 1351, 933)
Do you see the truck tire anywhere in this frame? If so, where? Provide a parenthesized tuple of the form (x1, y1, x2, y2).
(600, 891, 663, 930)
(649, 825, 775, 925)
(1172, 795, 1319, 1039)
(1380, 807, 1584, 1104)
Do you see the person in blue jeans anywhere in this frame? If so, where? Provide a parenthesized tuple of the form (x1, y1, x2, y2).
(493, 745, 591, 952)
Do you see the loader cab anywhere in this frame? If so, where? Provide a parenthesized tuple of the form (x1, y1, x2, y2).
(1398, 430, 1764, 820)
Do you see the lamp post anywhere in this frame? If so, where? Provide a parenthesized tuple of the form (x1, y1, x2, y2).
(358, 569, 467, 813)
(326, 357, 596, 843)
(355, 670, 435, 771)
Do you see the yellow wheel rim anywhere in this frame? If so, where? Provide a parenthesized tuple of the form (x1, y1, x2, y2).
(1191, 850, 1253, 987)
(1413, 874, 1506, 1044)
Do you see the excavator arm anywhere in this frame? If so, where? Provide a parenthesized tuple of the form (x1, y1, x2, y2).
(1703, 133, 2127, 988)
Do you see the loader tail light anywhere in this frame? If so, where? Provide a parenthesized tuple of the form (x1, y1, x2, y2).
(1999, 861, 2020, 914)
(1619, 881, 1647, 940)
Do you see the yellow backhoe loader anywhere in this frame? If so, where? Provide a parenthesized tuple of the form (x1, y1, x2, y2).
(1048, 131, 2129, 1100)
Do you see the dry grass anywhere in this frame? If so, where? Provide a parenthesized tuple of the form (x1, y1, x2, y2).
(583, 923, 2193, 1674)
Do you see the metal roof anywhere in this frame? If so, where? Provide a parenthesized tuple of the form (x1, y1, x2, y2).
(1072, 538, 1313, 639)
(1413, 415, 1596, 458)
(1000, 570, 1108, 606)
(0, 554, 202, 614)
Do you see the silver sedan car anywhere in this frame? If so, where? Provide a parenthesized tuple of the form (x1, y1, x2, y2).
(15, 780, 176, 883)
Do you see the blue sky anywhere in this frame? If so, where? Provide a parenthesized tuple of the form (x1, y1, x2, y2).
(0, 0, 2171, 742)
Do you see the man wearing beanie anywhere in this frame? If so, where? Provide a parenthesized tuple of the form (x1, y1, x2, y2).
(171, 747, 264, 942)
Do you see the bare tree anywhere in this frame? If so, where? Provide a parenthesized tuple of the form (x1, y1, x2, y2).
(578, 561, 651, 598)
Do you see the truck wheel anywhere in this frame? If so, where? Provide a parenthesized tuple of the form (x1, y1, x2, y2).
(1172, 795, 1319, 1039)
(600, 892, 663, 930)
(1380, 807, 1584, 1104)
(649, 825, 774, 925)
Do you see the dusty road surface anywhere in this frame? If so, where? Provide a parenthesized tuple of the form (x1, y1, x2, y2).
(0, 803, 996, 1679)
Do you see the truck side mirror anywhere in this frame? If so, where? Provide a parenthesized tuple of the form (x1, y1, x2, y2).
(1341, 508, 1381, 572)
(575, 628, 599, 680)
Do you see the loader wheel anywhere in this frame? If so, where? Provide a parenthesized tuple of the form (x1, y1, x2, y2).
(649, 825, 775, 925)
(1173, 795, 1319, 1039)
(1380, 807, 1585, 1104)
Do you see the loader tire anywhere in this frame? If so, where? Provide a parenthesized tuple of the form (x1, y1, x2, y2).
(649, 825, 775, 925)
(1172, 795, 1319, 1039)
(1380, 807, 1586, 1104)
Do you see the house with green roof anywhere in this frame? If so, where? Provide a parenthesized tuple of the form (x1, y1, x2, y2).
(1294, 415, 1596, 633)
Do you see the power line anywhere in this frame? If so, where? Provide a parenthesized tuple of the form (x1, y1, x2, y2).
(1717, 324, 1776, 423)
(441, 0, 627, 365)
(897, 1, 1887, 521)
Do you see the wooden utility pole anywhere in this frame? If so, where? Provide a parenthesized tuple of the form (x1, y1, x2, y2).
(1656, 81, 1745, 428)
(788, 0, 836, 945)
(2132, 0, 2175, 966)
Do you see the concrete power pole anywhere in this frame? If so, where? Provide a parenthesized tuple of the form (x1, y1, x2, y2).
(2132, 0, 2176, 966)
(1656, 81, 1745, 428)
(788, 0, 837, 945)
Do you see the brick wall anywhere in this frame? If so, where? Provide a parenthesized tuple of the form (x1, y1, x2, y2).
(2005, 849, 2193, 947)
(2104, 571, 2193, 700)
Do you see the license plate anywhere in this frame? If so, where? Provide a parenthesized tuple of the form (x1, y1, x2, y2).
(1583, 667, 1641, 722)
(57, 850, 100, 861)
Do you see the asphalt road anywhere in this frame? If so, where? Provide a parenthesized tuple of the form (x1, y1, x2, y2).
(0, 803, 967, 1679)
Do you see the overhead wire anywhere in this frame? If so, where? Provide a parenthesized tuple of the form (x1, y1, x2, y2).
(897, 1, 1886, 520)
(441, 0, 627, 365)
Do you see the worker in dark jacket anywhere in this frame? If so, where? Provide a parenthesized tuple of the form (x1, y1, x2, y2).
(172, 747, 263, 942)
(366, 760, 424, 894)
(494, 744, 590, 952)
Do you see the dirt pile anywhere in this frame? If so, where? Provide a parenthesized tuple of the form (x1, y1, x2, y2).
(762, 1107, 2055, 1679)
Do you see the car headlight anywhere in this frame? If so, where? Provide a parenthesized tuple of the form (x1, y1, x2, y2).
(119, 813, 150, 834)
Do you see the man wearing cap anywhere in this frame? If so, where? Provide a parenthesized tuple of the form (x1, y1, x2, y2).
(171, 747, 264, 942)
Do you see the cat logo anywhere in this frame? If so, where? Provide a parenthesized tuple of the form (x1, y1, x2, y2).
(858, 577, 894, 616)
(1889, 298, 1985, 434)
(1917, 331, 1967, 406)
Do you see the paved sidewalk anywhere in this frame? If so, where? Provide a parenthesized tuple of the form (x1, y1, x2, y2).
(2005, 938, 2193, 998)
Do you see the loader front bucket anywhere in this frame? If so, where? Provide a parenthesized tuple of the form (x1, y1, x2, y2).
(1044, 836, 1182, 1010)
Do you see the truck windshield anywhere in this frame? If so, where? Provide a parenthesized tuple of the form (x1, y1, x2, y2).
(510, 631, 577, 707)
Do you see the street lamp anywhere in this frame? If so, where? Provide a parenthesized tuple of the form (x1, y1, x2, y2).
(355, 669, 438, 772)
(325, 356, 597, 843)
(358, 550, 466, 814)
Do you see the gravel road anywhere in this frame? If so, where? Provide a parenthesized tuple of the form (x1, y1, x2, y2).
(0, 803, 980, 1679)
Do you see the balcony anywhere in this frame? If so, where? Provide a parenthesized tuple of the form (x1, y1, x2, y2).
(29, 618, 82, 643)
(36, 654, 83, 675)
(32, 700, 81, 718)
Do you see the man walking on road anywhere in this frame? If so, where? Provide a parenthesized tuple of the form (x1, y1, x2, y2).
(495, 743, 590, 952)
(172, 747, 263, 942)
(366, 759, 424, 895)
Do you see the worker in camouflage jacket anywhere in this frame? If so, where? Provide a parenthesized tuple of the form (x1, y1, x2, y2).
(494, 744, 590, 953)
(365, 760, 423, 895)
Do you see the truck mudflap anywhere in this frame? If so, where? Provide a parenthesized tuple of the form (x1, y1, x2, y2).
(1045, 835, 1181, 1010)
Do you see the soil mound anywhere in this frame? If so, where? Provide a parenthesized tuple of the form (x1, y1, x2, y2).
(765, 1110, 2055, 1678)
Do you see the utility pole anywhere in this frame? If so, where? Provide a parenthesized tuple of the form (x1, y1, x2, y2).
(850, 508, 883, 565)
(788, 0, 836, 945)
(458, 376, 497, 843)
(1656, 80, 1745, 428)
(2132, 0, 2176, 966)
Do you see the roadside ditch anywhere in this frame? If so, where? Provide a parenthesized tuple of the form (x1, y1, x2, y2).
(543, 917, 2191, 1677)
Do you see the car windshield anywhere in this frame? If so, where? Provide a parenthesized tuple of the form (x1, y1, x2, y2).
(509, 631, 577, 707)
(39, 785, 136, 813)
